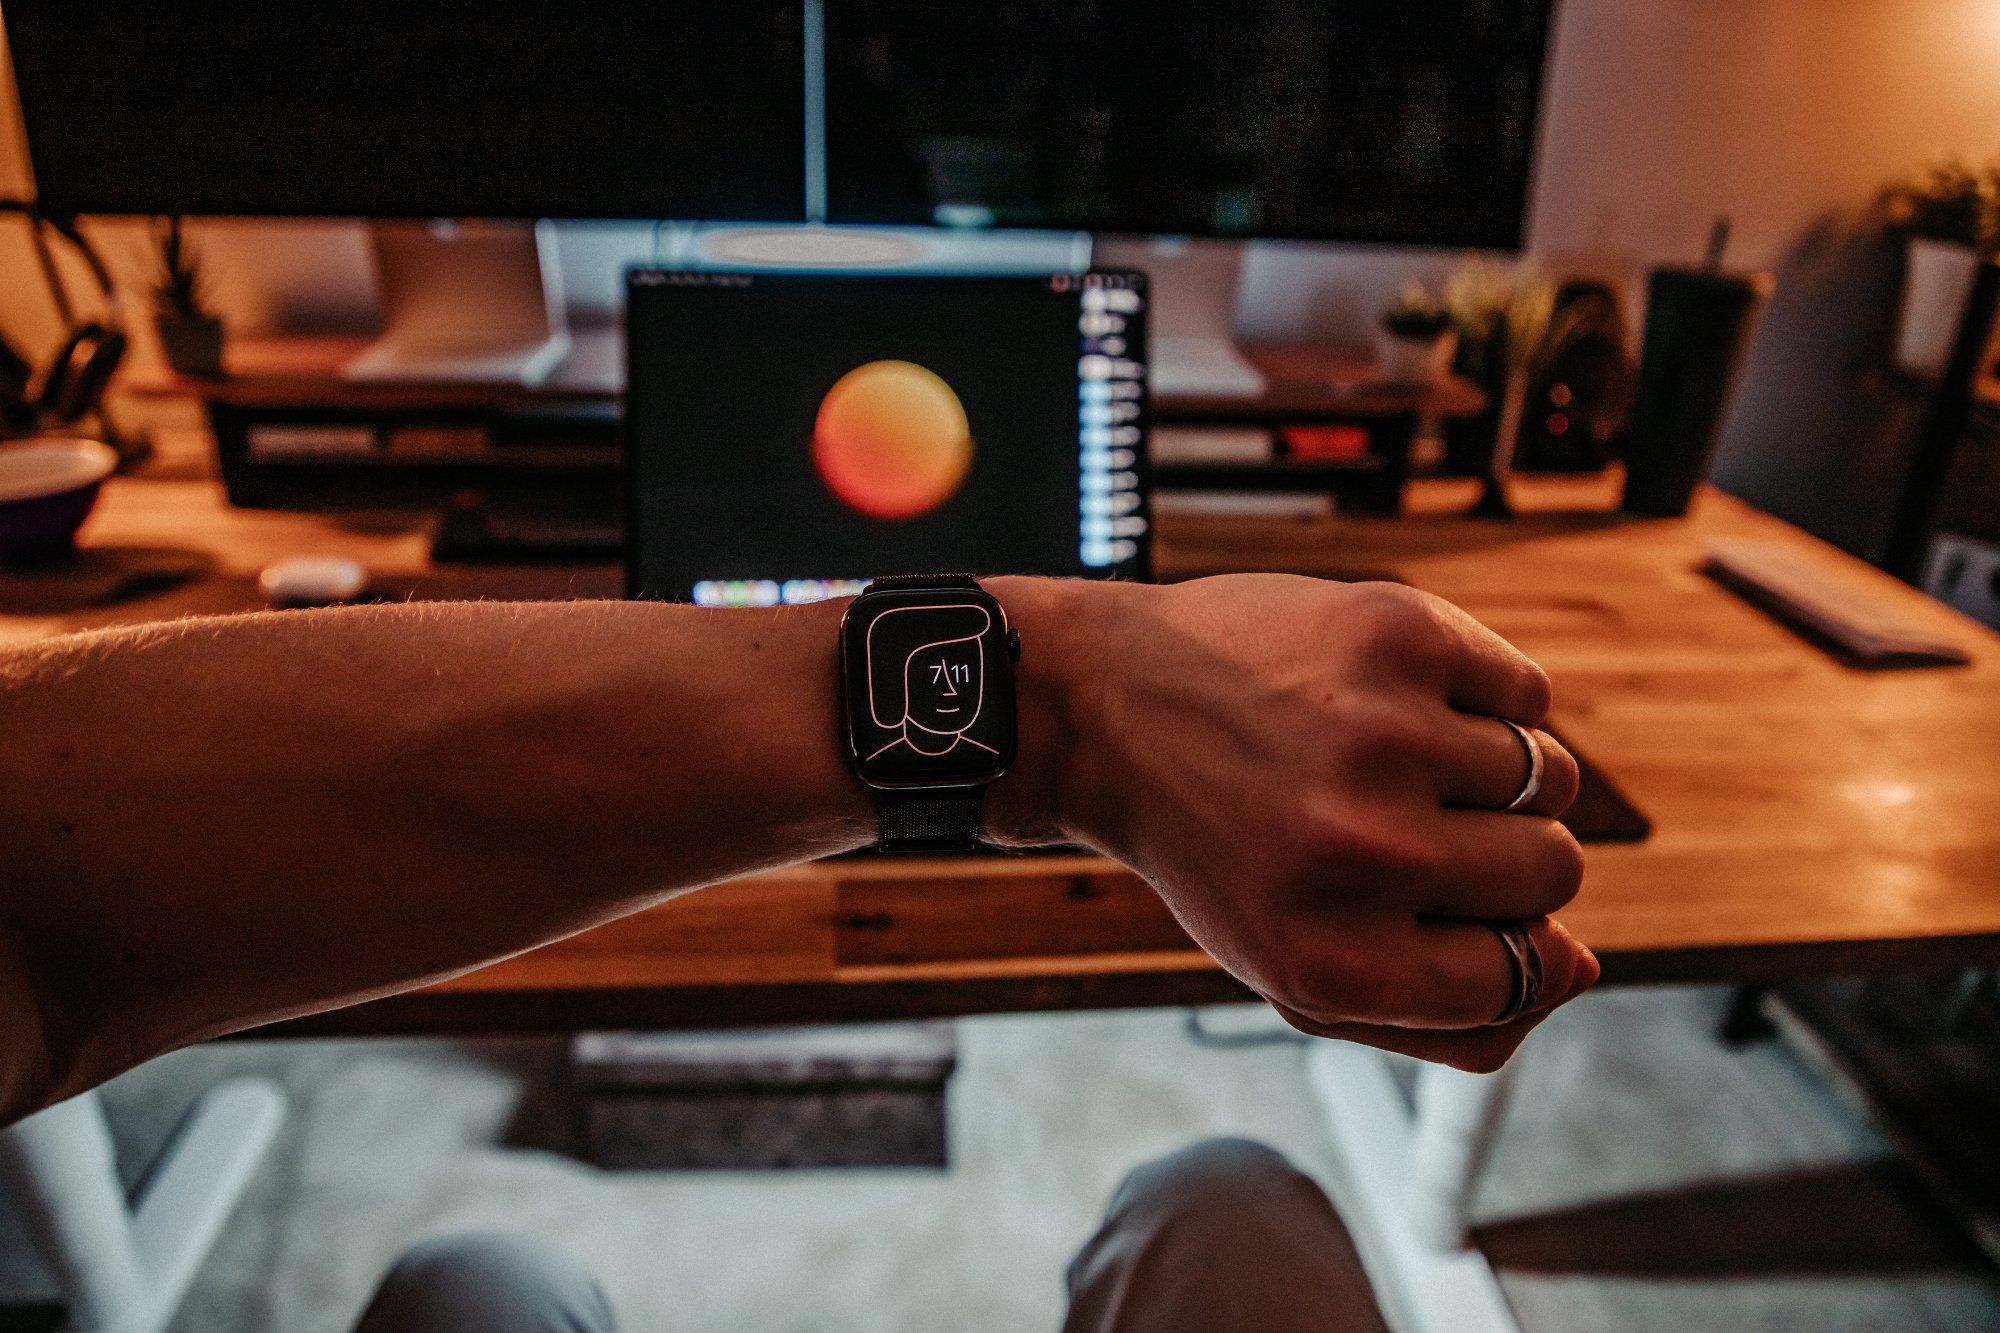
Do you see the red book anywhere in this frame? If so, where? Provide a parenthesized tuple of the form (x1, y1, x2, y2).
(1280, 424, 1372, 461)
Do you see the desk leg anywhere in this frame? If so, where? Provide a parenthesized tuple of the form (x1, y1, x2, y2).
(1306, 1041, 1521, 1333)
(0, 1079, 285, 1333)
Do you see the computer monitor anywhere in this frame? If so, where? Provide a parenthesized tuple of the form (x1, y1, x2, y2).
(823, 0, 1554, 247)
(2, 1, 806, 220)
(625, 270, 1149, 605)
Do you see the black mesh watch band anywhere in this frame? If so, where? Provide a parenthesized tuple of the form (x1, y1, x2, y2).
(865, 574, 989, 853)
(864, 573, 982, 592)
(877, 786, 986, 853)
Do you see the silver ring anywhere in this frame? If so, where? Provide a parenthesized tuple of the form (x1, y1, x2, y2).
(1486, 921, 1546, 1025)
(1499, 719, 1544, 812)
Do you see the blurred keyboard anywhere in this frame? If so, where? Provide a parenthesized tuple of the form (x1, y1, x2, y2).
(1705, 538, 1973, 668)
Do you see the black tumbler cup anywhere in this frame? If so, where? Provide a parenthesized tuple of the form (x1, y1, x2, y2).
(1620, 267, 1770, 517)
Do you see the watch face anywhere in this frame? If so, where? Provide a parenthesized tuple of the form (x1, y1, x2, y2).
(841, 589, 1016, 789)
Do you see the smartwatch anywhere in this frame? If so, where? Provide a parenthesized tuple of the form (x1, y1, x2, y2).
(838, 574, 1020, 852)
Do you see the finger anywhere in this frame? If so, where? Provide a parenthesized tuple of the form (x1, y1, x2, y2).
(1429, 602, 1552, 725)
(1396, 915, 1596, 1029)
(1275, 1001, 1553, 1073)
(1275, 943, 1598, 1071)
(1399, 809, 1586, 918)
(1431, 715, 1580, 817)
(1270, 926, 1600, 1072)
(1283, 914, 1595, 1031)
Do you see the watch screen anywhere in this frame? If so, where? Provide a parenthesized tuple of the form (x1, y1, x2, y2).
(842, 593, 1016, 788)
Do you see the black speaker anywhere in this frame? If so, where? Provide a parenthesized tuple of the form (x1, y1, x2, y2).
(0, 202, 129, 439)
(1517, 280, 1636, 473)
(1620, 267, 1771, 516)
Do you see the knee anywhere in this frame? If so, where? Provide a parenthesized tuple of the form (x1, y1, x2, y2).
(362, 1233, 610, 1333)
(1109, 1136, 1320, 1226)
(378, 1232, 561, 1297)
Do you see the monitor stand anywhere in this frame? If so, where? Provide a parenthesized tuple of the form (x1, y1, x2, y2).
(343, 219, 571, 387)
(679, 222, 1092, 276)
(1091, 235, 1266, 399)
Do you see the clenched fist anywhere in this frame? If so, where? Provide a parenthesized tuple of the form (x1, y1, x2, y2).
(991, 574, 1598, 1072)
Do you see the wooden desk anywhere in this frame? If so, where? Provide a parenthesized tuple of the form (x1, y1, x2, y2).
(5, 451, 1999, 1039)
(12, 443, 2000, 1333)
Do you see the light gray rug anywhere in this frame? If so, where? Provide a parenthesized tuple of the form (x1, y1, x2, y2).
(73, 989, 2000, 1332)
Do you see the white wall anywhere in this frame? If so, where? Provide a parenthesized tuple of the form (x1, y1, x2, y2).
(1237, 0, 2000, 347)
(9, 0, 2000, 362)
(1534, 0, 2000, 276)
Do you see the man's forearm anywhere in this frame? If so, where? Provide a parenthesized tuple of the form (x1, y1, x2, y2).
(2, 570, 1600, 1124)
(0, 587, 1078, 1113)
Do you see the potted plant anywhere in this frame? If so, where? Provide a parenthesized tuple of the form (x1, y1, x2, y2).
(150, 216, 225, 378)
(1884, 159, 1996, 377)
(1375, 283, 1459, 385)
(1443, 262, 1573, 516)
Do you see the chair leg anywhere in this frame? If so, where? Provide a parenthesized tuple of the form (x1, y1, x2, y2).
(1306, 1040, 1523, 1333)
(0, 1078, 285, 1333)
(1408, 1058, 1522, 1251)
(1718, 985, 1774, 1046)
(0, 1091, 148, 1329)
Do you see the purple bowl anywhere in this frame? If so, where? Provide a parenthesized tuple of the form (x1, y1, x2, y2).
(0, 439, 119, 566)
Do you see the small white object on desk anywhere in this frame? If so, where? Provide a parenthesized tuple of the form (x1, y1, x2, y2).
(1151, 425, 1275, 466)
(1149, 335, 1269, 399)
(1704, 538, 1974, 667)
(258, 556, 369, 608)
(1152, 492, 1336, 520)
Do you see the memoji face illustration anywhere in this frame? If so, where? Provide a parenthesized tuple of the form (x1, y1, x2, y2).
(855, 601, 1009, 782)
(902, 632, 984, 752)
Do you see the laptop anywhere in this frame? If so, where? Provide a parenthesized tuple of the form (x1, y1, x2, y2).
(624, 270, 1150, 604)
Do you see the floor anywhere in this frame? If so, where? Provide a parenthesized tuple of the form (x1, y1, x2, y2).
(60, 988, 2000, 1332)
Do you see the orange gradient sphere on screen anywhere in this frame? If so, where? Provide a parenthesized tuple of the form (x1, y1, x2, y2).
(812, 360, 974, 520)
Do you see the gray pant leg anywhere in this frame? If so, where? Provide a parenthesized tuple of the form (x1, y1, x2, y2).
(354, 1233, 618, 1333)
(1063, 1138, 1392, 1333)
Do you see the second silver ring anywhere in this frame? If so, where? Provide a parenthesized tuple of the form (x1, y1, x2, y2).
(1486, 920, 1546, 1024)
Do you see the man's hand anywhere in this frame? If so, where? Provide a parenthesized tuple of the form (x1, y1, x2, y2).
(994, 574, 1597, 1072)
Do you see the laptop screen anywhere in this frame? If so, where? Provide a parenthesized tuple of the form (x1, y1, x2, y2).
(625, 270, 1149, 605)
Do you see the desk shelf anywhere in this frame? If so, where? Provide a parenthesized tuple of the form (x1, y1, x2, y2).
(1153, 452, 1400, 510)
(236, 445, 616, 470)
(128, 336, 1486, 515)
